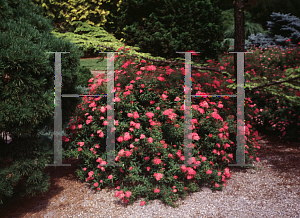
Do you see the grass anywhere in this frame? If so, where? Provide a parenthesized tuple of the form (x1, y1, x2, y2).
(79, 56, 124, 71)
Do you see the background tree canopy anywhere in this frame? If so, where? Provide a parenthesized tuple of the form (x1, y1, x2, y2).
(111, 0, 226, 64)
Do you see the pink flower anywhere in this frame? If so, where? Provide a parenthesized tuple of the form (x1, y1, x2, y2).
(161, 94, 168, 100)
(125, 191, 132, 198)
(123, 198, 129, 204)
(144, 156, 149, 161)
(168, 153, 174, 159)
(192, 132, 200, 140)
(86, 119, 92, 125)
(88, 171, 94, 177)
(108, 175, 113, 179)
(224, 168, 231, 178)
(173, 175, 178, 179)
(124, 132, 131, 141)
(140, 201, 146, 206)
(117, 136, 124, 143)
(129, 167, 133, 170)
(148, 137, 153, 143)
(154, 188, 160, 193)
(140, 134, 145, 139)
(83, 167, 87, 171)
(215, 183, 219, 188)
(147, 167, 150, 171)
(223, 143, 230, 149)
(94, 182, 98, 187)
(62, 136, 69, 142)
(118, 149, 125, 157)
(153, 158, 161, 165)
(146, 112, 154, 118)
(206, 170, 212, 175)
(153, 173, 163, 181)
(135, 123, 140, 129)
(119, 192, 125, 199)
(125, 151, 132, 157)
(147, 65, 156, 71)
(77, 142, 84, 147)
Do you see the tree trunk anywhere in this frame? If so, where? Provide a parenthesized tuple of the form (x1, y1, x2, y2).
(233, 0, 245, 81)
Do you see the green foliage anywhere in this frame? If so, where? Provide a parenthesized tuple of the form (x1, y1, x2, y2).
(219, 8, 267, 53)
(50, 20, 182, 64)
(214, 45, 300, 143)
(221, 8, 266, 39)
(75, 66, 93, 88)
(0, 0, 85, 205)
(51, 20, 123, 56)
(61, 47, 260, 208)
(115, 0, 225, 64)
(248, 0, 300, 31)
(30, 0, 124, 35)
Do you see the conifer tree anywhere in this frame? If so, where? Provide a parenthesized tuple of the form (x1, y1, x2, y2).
(114, 0, 225, 64)
(0, 0, 84, 205)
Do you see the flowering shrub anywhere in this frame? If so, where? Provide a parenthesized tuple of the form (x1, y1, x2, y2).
(213, 43, 300, 143)
(61, 46, 263, 208)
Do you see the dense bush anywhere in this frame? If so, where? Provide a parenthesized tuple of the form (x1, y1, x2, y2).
(245, 12, 300, 51)
(214, 44, 300, 143)
(0, 0, 84, 205)
(75, 66, 94, 88)
(114, 0, 225, 64)
(30, 0, 124, 35)
(60, 46, 263, 208)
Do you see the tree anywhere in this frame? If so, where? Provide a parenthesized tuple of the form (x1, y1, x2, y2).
(220, 8, 266, 53)
(0, 0, 84, 205)
(31, 0, 124, 38)
(233, 0, 246, 81)
(248, 0, 300, 31)
(114, 0, 225, 65)
(245, 12, 300, 51)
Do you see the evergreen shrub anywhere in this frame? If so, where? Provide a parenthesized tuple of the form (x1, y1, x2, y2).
(246, 12, 300, 51)
(0, 0, 84, 205)
(75, 66, 94, 88)
(115, 0, 225, 64)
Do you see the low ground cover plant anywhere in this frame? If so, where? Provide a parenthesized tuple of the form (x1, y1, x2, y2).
(61, 46, 266, 207)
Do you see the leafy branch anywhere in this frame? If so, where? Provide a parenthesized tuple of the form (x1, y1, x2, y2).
(97, 44, 300, 93)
